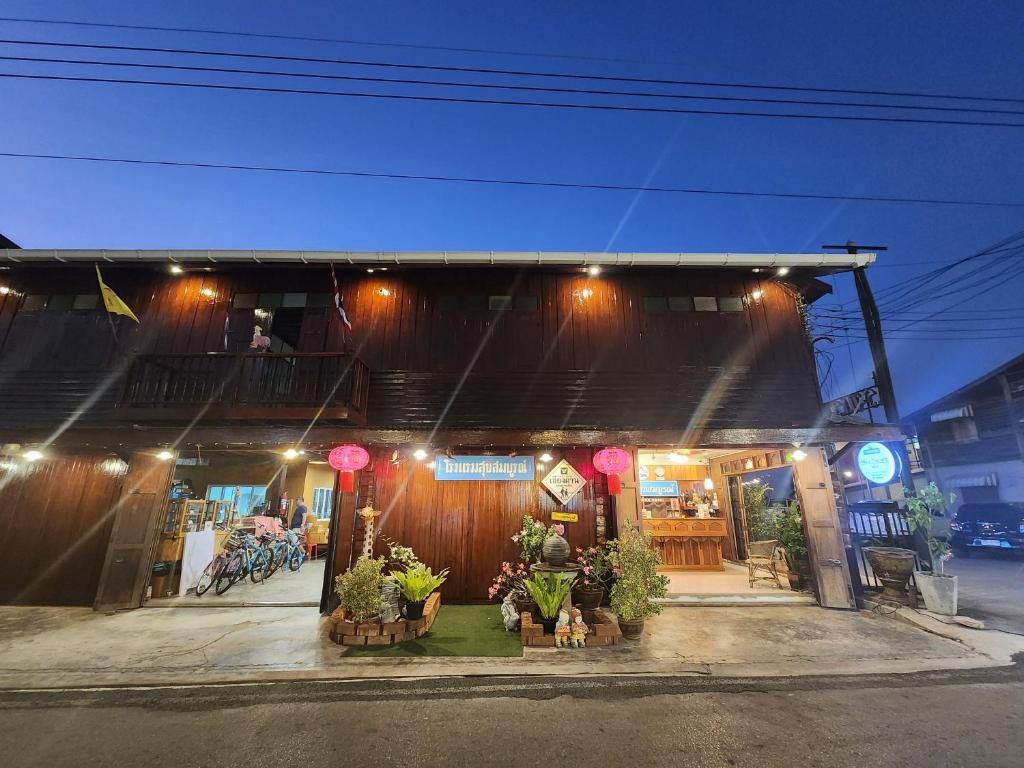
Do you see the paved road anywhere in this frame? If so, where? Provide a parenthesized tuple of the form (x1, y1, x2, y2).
(948, 554, 1024, 633)
(2, 668, 1023, 767)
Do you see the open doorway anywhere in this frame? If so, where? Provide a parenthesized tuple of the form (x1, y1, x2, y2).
(145, 449, 334, 607)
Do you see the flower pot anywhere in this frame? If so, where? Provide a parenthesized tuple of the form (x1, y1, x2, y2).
(618, 617, 645, 640)
(786, 572, 801, 591)
(514, 597, 537, 616)
(915, 571, 958, 616)
(539, 615, 559, 635)
(542, 532, 570, 567)
(864, 546, 916, 603)
(402, 600, 426, 620)
(574, 585, 604, 611)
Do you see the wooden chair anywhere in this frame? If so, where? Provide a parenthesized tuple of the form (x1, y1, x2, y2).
(746, 539, 783, 588)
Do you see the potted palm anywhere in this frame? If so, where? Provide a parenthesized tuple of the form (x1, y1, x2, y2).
(334, 556, 385, 623)
(608, 524, 669, 640)
(906, 483, 958, 615)
(573, 543, 612, 610)
(390, 563, 449, 620)
(523, 572, 573, 634)
(777, 502, 811, 590)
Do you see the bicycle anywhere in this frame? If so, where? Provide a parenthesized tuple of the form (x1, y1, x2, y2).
(195, 531, 243, 596)
(215, 533, 269, 594)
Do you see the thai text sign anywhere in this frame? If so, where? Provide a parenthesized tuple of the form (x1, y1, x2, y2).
(639, 480, 680, 498)
(541, 459, 587, 504)
(434, 455, 534, 481)
(551, 511, 579, 523)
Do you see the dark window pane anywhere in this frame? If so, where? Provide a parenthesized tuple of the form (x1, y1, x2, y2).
(489, 295, 514, 310)
(668, 296, 694, 312)
(306, 293, 332, 308)
(257, 292, 283, 308)
(21, 294, 48, 312)
(718, 297, 744, 312)
(694, 297, 718, 312)
(515, 295, 539, 311)
(282, 292, 307, 308)
(46, 294, 74, 312)
(438, 295, 460, 311)
(72, 294, 100, 310)
(463, 295, 486, 311)
(643, 296, 668, 313)
(233, 293, 257, 309)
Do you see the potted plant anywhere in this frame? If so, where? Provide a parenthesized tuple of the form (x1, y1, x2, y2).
(608, 524, 669, 640)
(523, 572, 573, 634)
(512, 515, 550, 563)
(390, 562, 449, 619)
(573, 543, 612, 610)
(488, 561, 533, 613)
(334, 555, 385, 623)
(776, 502, 810, 590)
(906, 483, 958, 615)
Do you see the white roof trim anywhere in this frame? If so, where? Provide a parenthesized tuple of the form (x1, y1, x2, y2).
(0, 249, 876, 269)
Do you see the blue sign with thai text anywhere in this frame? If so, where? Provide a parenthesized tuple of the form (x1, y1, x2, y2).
(639, 480, 680, 497)
(434, 455, 535, 481)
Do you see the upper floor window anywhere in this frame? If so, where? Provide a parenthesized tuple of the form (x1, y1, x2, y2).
(18, 293, 100, 313)
(439, 294, 539, 312)
(642, 295, 746, 313)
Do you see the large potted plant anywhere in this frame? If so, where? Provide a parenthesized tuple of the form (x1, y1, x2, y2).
(573, 543, 612, 610)
(488, 561, 533, 613)
(523, 572, 573, 634)
(512, 515, 550, 563)
(777, 502, 811, 590)
(390, 562, 449, 619)
(334, 556, 385, 623)
(906, 483, 958, 615)
(609, 524, 669, 640)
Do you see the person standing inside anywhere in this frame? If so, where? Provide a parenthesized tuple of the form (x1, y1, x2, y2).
(289, 496, 308, 530)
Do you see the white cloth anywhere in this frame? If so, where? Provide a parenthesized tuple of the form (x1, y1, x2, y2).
(179, 530, 217, 596)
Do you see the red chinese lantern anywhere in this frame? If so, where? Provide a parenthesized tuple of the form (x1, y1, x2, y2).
(328, 444, 370, 493)
(593, 447, 632, 495)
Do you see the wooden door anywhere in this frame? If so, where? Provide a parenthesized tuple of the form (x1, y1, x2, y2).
(792, 448, 855, 609)
(94, 451, 176, 612)
(727, 475, 748, 560)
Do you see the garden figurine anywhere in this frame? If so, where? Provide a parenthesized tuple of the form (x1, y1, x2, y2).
(569, 607, 589, 648)
(554, 609, 572, 648)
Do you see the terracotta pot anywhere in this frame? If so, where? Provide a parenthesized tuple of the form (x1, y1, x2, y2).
(864, 546, 916, 603)
(574, 585, 604, 611)
(786, 571, 801, 591)
(618, 617, 645, 640)
(542, 532, 571, 566)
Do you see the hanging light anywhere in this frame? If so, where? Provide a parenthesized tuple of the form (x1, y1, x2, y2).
(157, 450, 174, 461)
(23, 449, 43, 462)
(777, 267, 790, 276)
(587, 266, 601, 276)
(413, 448, 428, 461)
(703, 459, 714, 491)
(169, 265, 184, 275)
(540, 452, 553, 463)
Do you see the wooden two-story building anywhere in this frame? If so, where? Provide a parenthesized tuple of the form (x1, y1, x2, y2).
(0, 248, 900, 613)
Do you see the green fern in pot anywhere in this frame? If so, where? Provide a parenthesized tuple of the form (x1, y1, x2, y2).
(523, 572, 573, 634)
(391, 563, 449, 620)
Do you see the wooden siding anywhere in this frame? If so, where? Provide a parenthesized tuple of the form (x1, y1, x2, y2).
(341, 447, 605, 602)
(0, 454, 127, 605)
(0, 266, 820, 432)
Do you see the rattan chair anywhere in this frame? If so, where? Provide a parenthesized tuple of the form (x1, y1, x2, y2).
(746, 539, 783, 588)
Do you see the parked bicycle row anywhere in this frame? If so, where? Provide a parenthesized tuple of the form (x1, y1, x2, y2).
(195, 528, 309, 597)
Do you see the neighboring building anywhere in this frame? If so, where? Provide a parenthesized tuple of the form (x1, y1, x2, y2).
(0, 248, 900, 614)
(904, 353, 1024, 509)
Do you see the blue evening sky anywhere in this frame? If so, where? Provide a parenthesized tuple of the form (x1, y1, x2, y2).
(1, 1, 1022, 414)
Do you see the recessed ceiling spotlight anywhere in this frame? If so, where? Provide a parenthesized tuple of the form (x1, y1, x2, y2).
(367, 268, 375, 273)
(413, 448, 428, 461)
(169, 265, 184, 275)
(777, 267, 790, 276)
(752, 268, 762, 273)
(540, 452, 553, 462)
(587, 266, 601, 276)
(157, 450, 174, 461)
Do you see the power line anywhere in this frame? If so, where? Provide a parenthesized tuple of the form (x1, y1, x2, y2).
(2, 36, 1023, 107)
(6, 53, 1024, 118)
(3, 150, 1024, 209)
(6, 71, 1024, 129)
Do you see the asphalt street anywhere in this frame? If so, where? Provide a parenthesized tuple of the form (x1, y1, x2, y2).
(2, 666, 1023, 768)
(948, 554, 1024, 634)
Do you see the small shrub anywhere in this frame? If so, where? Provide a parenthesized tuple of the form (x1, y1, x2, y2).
(335, 556, 385, 622)
(609, 524, 669, 621)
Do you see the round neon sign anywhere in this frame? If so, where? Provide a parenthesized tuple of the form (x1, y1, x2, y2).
(856, 442, 899, 485)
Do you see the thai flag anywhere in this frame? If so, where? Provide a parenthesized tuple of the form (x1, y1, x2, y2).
(330, 264, 353, 330)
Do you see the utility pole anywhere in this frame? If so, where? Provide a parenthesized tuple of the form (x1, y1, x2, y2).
(822, 241, 899, 423)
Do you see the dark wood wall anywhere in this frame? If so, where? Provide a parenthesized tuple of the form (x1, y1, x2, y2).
(0, 265, 821, 432)
(342, 447, 605, 602)
(0, 453, 127, 605)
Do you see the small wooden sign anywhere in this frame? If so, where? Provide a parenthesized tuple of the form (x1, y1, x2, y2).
(541, 459, 586, 505)
(551, 511, 578, 523)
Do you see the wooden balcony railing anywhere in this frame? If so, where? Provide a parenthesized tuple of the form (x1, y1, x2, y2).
(117, 353, 369, 424)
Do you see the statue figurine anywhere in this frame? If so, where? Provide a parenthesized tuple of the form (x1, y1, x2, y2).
(554, 609, 572, 648)
(569, 607, 589, 648)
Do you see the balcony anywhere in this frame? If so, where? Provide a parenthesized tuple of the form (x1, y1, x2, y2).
(117, 353, 369, 424)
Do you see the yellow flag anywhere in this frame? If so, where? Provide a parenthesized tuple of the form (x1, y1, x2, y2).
(95, 265, 140, 323)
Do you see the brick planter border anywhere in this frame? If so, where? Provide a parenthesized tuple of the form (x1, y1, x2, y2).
(330, 592, 442, 646)
(520, 606, 623, 647)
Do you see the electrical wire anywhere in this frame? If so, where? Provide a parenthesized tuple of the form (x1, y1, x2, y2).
(3, 150, 1024, 209)
(5, 53, 1024, 118)
(6, 70, 1024, 128)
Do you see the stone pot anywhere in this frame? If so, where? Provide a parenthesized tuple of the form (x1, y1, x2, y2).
(542, 531, 571, 567)
(915, 571, 958, 616)
(574, 585, 604, 611)
(864, 546, 916, 603)
(514, 596, 537, 616)
(618, 617, 645, 640)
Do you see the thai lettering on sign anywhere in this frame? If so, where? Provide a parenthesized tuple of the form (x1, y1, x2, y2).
(434, 455, 535, 481)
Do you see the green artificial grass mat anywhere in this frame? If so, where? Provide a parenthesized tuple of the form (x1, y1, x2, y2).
(343, 604, 523, 657)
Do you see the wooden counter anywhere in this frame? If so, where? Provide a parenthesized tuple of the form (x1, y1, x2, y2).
(642, 517, 727, 571)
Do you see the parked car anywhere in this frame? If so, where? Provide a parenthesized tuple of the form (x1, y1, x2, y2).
(949, 503, 1024, 556)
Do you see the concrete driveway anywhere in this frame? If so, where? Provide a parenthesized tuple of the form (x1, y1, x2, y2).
(948, 554, 1024, 634)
